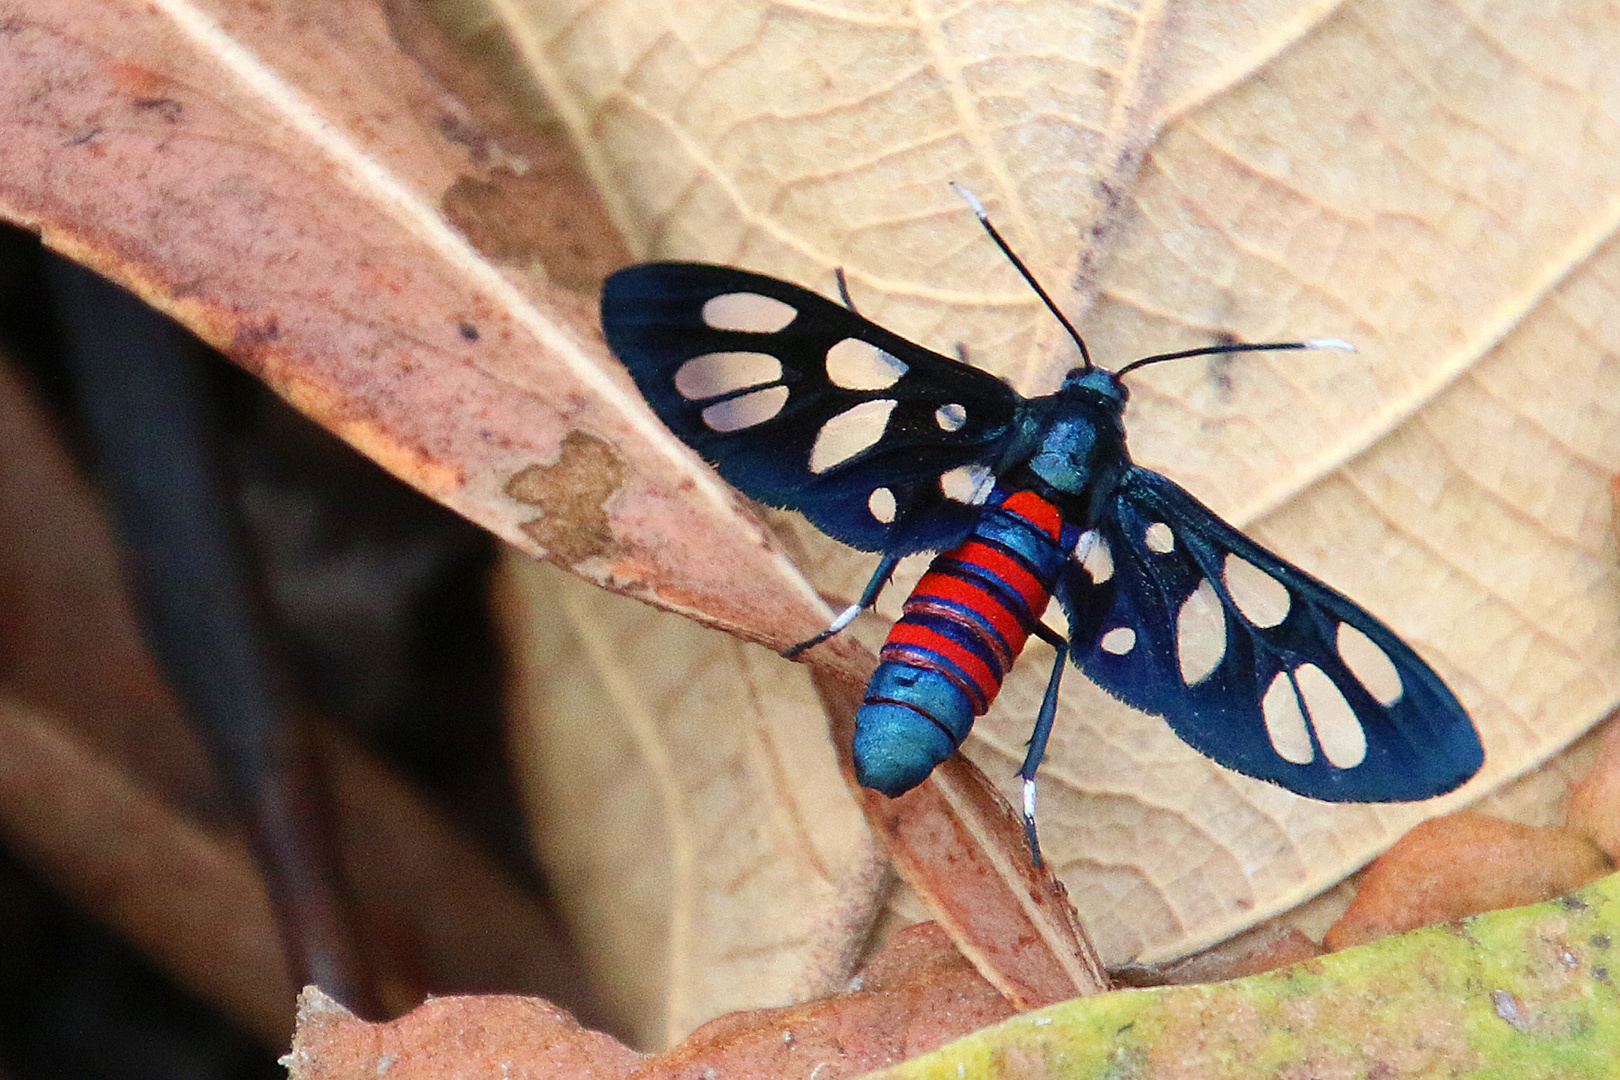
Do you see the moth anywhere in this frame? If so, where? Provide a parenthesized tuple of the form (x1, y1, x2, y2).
(600, 190, 1483, 861)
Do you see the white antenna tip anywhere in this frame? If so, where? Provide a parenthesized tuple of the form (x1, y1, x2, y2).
(948, 181, 988, 220)
(1304, 338, 1356, 352)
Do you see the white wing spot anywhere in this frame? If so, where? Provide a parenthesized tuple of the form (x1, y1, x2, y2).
(701, 386, 788, 432)
(940, 464, 994, 503)
(1295, 664, 1367, 768)
(1076, 531, 1113, 584)
(701, 292, 796, 333)
(674, 352, 782, 402)
(1145, 522, 1174, 553)
(1262, 673, 1314, 764)
(1100, 627, 1136, 655)
(810, 399, 896, 473)
(1338, 624, 1404, 706)
(826, 338, 907, 390)
(1224, 554, 1290, 628)
(935, 403, 967, 431)
(1176, 579, 1226, 685)
(868, 487, 897, 524)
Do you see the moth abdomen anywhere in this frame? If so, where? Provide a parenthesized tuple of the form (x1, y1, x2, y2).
(854, 490, 1067, 795)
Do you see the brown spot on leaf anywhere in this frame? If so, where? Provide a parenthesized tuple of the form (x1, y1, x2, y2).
(131, 97, 184, 122)
(507, 431, 624, 566)
(441, 174, 621, 293)
(233, 317, 281, 346)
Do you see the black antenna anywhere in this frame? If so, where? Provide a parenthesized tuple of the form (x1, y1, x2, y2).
(1116, 337, 1355, 379)
(951, 183, 1093, 372)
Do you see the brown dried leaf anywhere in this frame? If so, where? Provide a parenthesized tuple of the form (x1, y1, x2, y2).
(1133, 926, 1324, 987)
(0, 343, 610, 1034)
(285, 987, 641, 1080)
(0, 0, 856, 670)
(1566, 710, 1620, 862)
(0, 351, 226, 818)
(0, 693, 294, 1044)
(286, 923, 1016, 1080)
(850, 749, 1109, 1009)
(637, 922, 1015, 1079)
(1324, 811, 1613, 950)
(316, 724, 602, 1021)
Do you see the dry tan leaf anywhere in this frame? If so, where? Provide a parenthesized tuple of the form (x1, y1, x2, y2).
(497, 555, 886, 1046)
(485, 0, 1620, 969)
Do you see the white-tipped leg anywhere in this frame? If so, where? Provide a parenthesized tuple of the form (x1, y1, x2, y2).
(1304, 337, 1356, 352)
(783, 551, 903, 659)
(826, 602, 862, 636)
(1022, 777, 1044, 868)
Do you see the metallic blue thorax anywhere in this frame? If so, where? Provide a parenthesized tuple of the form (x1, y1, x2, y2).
(1005, 367, 1130, 501)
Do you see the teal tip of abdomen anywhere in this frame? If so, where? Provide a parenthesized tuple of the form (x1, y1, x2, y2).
(852, 701, 955, 797)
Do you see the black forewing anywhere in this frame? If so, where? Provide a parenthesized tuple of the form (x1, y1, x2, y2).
(1061, 465, 1482, 801)
(602, 263, 1023, 552)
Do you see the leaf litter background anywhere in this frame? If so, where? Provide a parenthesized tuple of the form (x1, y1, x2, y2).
(485, 0, 1620, 1036)
(2, 0, 1620, 1062)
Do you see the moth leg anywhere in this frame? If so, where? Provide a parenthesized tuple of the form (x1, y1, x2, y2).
(1018, 621, 1070, 867)
(783, 549, 903, 659)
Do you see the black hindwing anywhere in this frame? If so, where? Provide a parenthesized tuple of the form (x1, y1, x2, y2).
(1061, 466, 1482, 801)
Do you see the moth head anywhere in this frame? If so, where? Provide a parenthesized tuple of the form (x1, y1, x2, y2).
(1061, 367, 1128, 409)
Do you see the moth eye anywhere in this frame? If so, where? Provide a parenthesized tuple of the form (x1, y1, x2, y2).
(701, 292, 796, 333)
(826, 338, 908, 390)
(810, 399, 897, 473)
(1295, 664, 1367, 768)
(674, 352, 782, 401)
(1176, 579, 1225, 685)
(868, 486, 897, 524)
(1144, 522, 1175, 554)
(1262, 673, 1314, 764)
(939, 464, 993, 503)
(1337, 624, 1404, 706)
(1224, 554, 1290, 628)
(701, 386, 789, 432)
(1076, 530, 1113, 584)
(935, 403, 967, 431)
(1100, 627, 1136, 655)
